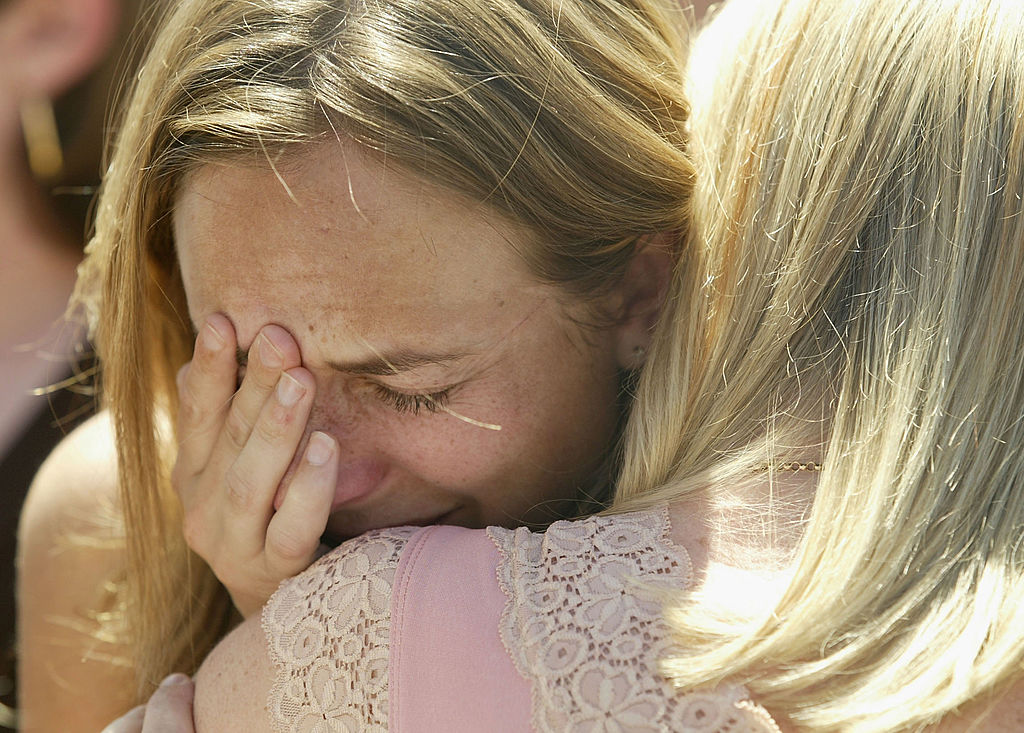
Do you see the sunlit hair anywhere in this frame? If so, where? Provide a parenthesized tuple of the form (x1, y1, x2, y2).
(617, 0, 1024, 728)
(72, 0, 694, 697)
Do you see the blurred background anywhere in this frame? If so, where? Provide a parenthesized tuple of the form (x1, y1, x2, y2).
(0, 0, 154, 727)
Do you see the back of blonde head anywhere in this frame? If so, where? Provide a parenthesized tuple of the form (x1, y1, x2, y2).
(618, 0, 1024, 729)
(75, 0, 695, 698)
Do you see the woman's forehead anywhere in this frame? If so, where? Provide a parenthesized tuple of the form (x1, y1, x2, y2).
(174, 143, 532, 268)
(176, 141, 521, 234)
(171, 144, 555, 355)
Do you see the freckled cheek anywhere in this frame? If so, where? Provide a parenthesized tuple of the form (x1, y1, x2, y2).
(360, 413, 529, 489)
(391, 419, 521, 487)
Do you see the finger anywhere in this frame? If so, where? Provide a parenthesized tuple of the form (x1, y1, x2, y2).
(100, 706, 145, 733)
(142, 674, 195, 733)
(266, 430, 337, 574)
(220, 368, 315, 546)
(217, 324, 301, 456)
(175, 314, 238, 479)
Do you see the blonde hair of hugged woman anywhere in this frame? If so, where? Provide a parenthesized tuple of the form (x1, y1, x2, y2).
(616, 0, 1024, 730)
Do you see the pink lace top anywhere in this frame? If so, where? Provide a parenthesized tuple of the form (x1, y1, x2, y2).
(261, 507, 782, 732)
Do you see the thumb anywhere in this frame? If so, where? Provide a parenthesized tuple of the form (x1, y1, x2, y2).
(142, 674, 196, 732)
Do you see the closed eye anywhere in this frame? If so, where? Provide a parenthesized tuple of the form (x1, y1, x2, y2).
(372, 384, 453, 415)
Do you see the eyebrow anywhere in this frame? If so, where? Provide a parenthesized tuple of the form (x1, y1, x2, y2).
(329, 350, 473, 376)
(235, 347, 472, 375)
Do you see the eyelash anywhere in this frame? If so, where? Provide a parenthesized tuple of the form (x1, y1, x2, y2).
(372, 384, 453, 415)
(235, 360, 454, 416)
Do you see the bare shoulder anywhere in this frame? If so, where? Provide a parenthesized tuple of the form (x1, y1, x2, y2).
(17, 411, 137, 732)
(19, 411, 123, 589)
(193, 613, 277, 732)
(21, 410, 119, 512)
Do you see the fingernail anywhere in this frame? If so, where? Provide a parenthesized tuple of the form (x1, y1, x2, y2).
(277, 372, 306, 406)
(201, 321, 225, 352)
(306, 431, 334, 466)
(160, 673, 190, 687)
(259, 332, 284, 368)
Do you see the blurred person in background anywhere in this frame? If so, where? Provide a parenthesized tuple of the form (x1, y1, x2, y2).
(0, 0, 152, 727)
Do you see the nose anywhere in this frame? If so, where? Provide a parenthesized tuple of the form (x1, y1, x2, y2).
(285, 382, 389, 509)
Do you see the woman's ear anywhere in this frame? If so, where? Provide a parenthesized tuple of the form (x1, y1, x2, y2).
(611, 232, 675, 370)
(0, 0, 119, 99)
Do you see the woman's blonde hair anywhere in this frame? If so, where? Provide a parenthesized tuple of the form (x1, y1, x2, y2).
(617, 0, 1024, 729)
(73, 0, 695, 697)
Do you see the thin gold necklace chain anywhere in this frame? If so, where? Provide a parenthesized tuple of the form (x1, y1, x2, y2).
(764, 461, 822, 472)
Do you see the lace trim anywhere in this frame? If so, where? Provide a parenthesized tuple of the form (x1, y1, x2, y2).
(261, 526, 419, 733)
(488, 507, 782, 732)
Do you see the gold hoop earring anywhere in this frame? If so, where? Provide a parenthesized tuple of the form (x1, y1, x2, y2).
(20, 98, 64, 181)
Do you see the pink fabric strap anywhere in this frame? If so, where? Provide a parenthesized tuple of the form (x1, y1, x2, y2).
(389, 525, 532, 732)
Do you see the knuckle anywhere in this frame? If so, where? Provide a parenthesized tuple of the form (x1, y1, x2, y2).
(223, 464, 258, 512)
(269, 529, 316, 565)
(252, 405, 294, 445)
(181, 512, 208, 553)
(176, 384, 205, 427)
(222, 409, 251, 452)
